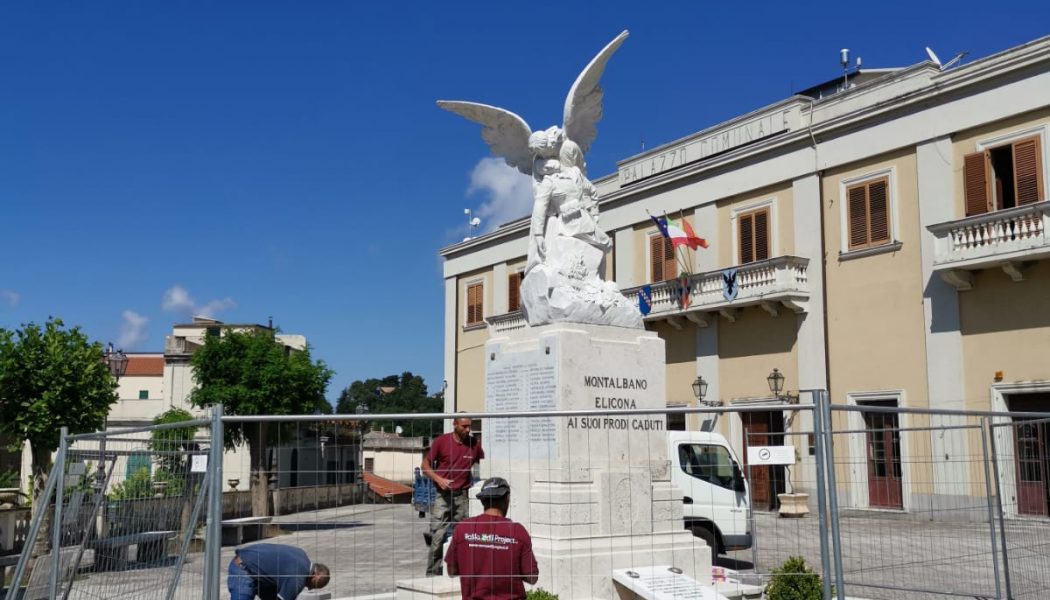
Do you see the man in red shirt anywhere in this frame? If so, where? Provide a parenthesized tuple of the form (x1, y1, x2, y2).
(422, 416, 485, 576)
(446, 477, 539, 600)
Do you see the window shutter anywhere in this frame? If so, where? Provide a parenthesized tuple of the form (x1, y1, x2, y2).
(466, 283, 483, 325)
(508, 272, 522, 312)
(847, 184, 868, 248)
(964, 151, 991, 216)
(754, 209, 770, 261)
(739, 213, 754, 264)
(662, 238, 676, 280)
(868, 179, 890, 243)
(1013, 136, 1044, 206)
(650, 235, 665, 281)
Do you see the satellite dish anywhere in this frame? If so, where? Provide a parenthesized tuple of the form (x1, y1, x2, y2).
(925, 46, 942, 67)
(470, 217, 481, 227)
(395, 425, 403, 435)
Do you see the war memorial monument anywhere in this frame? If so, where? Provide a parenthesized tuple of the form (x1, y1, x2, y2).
(398, 31, 720, 600)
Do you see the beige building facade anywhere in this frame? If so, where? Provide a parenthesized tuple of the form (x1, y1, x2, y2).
(440, 37, 1050, 516)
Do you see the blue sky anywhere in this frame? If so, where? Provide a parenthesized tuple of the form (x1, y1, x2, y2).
(2, 2, 1047, 401)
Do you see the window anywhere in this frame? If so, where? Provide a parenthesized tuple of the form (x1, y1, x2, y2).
(508, 271, 524, 312)
(738, 208, 770, 264)
(466, 282, 484, 326)
(667, 410, 686, 432)
(649, 235, 676, 282)
(678, 443, 738, 490)
(138, 390, 149, 400)
(206, 326, 220, 337)
(965, 135, 1044, 216)
(847, 177, 891, 250)
(364, 457, 375, 472)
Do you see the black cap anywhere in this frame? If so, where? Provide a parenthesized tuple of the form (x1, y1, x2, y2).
(476, 477, 511, 499)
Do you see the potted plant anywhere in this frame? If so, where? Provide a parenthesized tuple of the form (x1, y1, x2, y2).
(765, 556, 824, 600)
(526, 589, 559, 600)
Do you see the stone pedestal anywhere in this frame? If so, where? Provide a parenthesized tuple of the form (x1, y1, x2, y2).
(777, 493, 810, 518)
(478, 323, 710, 600)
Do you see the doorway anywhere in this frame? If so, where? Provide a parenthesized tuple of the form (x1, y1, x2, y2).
(1008, 394, 1050, 517)
(740, 410, 785, 510)
(861, 401, 903, 509)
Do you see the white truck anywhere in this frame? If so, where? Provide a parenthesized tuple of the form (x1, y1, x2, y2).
(668, 431, 752, 555)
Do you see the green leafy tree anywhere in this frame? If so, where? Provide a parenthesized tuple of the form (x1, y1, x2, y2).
(190, 328, 333, 517)
(148, 407, 199, 475)
(765, 555, 824, 600)
(0, 318, 117, 503)
(335, 372, 442, 437)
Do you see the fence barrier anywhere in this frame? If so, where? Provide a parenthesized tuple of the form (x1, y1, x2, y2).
(4, 398, 1050, 599)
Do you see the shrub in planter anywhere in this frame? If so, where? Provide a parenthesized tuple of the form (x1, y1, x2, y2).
(526, 588, 559, 600)
(765, 555, 824, 600)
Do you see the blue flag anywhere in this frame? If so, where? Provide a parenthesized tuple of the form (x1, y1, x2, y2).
(649, 215, 670, 239)
(639, 285, 652, 316)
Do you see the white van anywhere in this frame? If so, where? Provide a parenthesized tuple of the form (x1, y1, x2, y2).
(668, 431, 752, 555)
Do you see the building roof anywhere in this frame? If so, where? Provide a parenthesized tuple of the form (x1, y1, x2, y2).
(124, 354, 165, 377)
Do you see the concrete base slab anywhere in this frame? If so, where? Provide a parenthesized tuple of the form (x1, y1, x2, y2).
(394, 576, 461, 600)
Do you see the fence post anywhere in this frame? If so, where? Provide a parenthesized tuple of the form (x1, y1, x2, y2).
(47, 427, 69, 599)
(987, 419, 1014, 599)
(820, 391, 846, 600)
(811, 394, 833, 600)
(978, 417, 1004, 599)
(3, 452, 62, 600)
(203, 404, 224, 600)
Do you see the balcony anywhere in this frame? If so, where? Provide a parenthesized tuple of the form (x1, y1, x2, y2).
(486, 310, 527, 334)
(484, 256, 810, 334)
(927, 201, 1050, 290)
(622, 256, 810, 327)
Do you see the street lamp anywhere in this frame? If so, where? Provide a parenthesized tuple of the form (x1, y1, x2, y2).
(692, 375, 721, 407)
(97, 343, 129, 491)
(104, 343, 129, 380)
(766, 368, 798, 404)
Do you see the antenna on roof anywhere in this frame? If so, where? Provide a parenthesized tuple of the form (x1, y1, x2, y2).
(840, 49, 847, 90)
(943, 51, 968, 69)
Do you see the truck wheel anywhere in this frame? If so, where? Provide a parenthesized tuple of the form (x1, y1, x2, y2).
(693, 525, 721, 556)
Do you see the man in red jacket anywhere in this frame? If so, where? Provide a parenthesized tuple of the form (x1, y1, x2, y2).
(445, 477, 539, 600)
(422, 416, 485, 575)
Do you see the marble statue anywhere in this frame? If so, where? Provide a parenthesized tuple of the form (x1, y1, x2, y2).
(438, 31, 642, 329)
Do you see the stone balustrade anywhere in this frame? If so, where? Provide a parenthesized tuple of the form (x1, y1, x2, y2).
(928, 201, 1050, 289)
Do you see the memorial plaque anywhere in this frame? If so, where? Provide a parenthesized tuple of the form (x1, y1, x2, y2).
(612, 566, 725, 600)
(485, 337, 559, 460)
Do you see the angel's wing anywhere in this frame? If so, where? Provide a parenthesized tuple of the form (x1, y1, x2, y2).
(437, 101, 533, 175)
(563, 30, 629, 154)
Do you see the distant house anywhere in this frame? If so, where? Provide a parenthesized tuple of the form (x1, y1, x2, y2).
(362, 430, 426, 485)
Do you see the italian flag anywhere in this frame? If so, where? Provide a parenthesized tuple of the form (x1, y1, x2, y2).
(665, 217, 708, 250)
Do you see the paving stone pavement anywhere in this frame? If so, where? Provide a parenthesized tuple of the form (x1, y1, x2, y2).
(58, 503, 1050, 599)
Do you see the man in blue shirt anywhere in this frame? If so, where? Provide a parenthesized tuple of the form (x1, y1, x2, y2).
(228, 543, 330, 600)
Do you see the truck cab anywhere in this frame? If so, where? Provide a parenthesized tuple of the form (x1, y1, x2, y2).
(668, 431, 752, 554)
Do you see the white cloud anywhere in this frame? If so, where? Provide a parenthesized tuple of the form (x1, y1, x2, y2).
(161, 285, 236, 319)
(117, 310, 149, 349)
(0, 290, 19, 308)
(467, 158, 534, 234)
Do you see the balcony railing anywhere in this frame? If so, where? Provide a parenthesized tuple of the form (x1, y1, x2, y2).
(622, 256, 810, 325)
(928, 201, 1050, 289)
(485, 257, 809, 334)
(486, 310, 527, 334)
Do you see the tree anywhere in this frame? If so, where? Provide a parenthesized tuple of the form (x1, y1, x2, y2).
(0, 318, 117, 503)
(336, 371, 442, 437)
(189, 328, 333, 517)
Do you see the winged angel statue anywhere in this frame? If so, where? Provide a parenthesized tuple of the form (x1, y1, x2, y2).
(439, 30, 641, 329)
